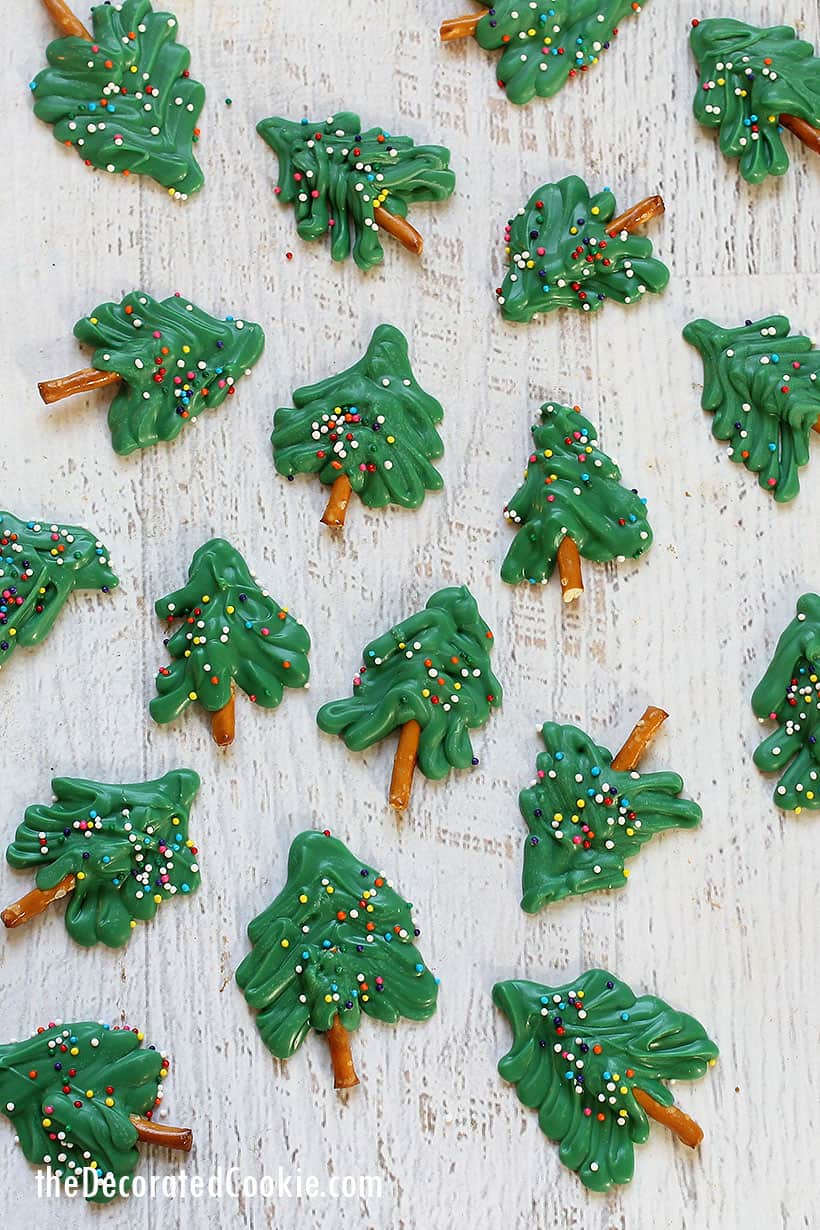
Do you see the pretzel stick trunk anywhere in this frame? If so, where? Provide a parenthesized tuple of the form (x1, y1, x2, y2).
(556, 536, 584, 604)
(778, 114, 820, 156)
(607, 195, 665, 236)
(326, 1015, 359, 1090)
(389, 719, 421, 812)
(611, 706, 668, 772)
(129, 1116, 193, 1152)
(41, 0, 91, 38)
(211, 688, 236, 747)
(321, 475, 353, 528)
(1, 873, 76, 929)
(373, 207, 424, 256)
(632, 1087, 704, 1149)
(440, 13, 482, 41)
(38, 368, 120, 405)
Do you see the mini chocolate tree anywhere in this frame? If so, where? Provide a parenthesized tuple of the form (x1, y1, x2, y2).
(3, 770, 201, 947)
(257, 112, 455, 271)
(38, 292, 265, 455)
(236, 830, 438, 1089)
(494, 970, 718, 1190)
(272, 324, 444, 529)
(317, 586, 501, 810)
(0, 1020, 191, 1202)
(151, 539, 310, 746)
(0, 512, 117, 677)
(31, 0, 205, 199)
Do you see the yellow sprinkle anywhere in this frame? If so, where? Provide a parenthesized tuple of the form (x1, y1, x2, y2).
(325, 885, 334, 894)
(569, 226, 578, 235)
(201, 594, 210, 603)
(280, 939, 289, 948)
(188, 691, 197, 700)
(8, 628, 15, 637)
(130, 920, 137, 928)
(153, 894, 162, 904)
(299, 894, 308, 904)
(422, 688, 430, 697)
(386, 436, 395, 445)
(362, 994, 369, 1003)
(136, 1032, 144, 1041)
(526, 260, 535, 269)
(366, 904, 374, 913)
(324, 994, 333, 1003)
(76, 872, 85, 882)
(86, 1090, 94, 1099)
(182, 345, 190, 354)
(70, 1048, 79, 1057)
(172, 816, 180, 826)
(105, 1098, 114, 1107)
(454, 682, 461, 690)
(42, 1118, 52, 1128)
(89, 317, 98, 325)
(623, 869, 630, 878)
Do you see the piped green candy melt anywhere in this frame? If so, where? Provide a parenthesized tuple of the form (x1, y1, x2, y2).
(493, 971, 718, 1191)
(690, 18, 820, 184)
(501, 402, 652, 588)
(0, 1021, 191, 1202)
(236, 830, 438, 1089)
(272, 324, 444, 526)
(30, 0, 205, 199)
(0, 511, 117, 675)
(496, 175, 669, 323)
(683, 315, 819, 503)
(257, 112, 455, 271)
(317, 585, 501, 808)
(752, 593, 820, 812)
(519, 721, 701, 911)
(67, 292, 265, 455)
(3, 770, 201, 948)
(442, 0, 650, 107)
(150, 538, 310, 744)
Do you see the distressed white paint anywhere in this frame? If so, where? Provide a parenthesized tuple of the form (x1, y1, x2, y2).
(0, 1, 818, 1227)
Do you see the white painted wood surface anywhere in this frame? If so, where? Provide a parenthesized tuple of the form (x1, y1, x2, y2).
(1, 1, 818, 1226)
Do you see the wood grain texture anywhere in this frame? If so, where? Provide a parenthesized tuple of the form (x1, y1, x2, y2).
(1, 2, 818, 1227)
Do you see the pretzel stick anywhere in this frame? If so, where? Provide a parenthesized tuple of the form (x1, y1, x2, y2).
(38, 368, 120, 405)
(373, 207, 424, 256)
(556, 536, 583, 604)
(440, 13, 482, 41)
(211, 688, 236, 747)
(611, 706, 668, 772)
(42, 0, 91, 39)
(607, 195, 665, 236)
(389, 719, 421, 812)
(326, 1015, 359, 1089)
(778, 114, 820, 156)
(1, 873, 76, 928)
(321, 475, 353, 528)
(129, 1116, 193, 1152)
(632, 1087, 704, 1148)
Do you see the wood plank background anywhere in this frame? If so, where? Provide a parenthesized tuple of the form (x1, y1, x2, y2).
(1, 1, 817, 1226)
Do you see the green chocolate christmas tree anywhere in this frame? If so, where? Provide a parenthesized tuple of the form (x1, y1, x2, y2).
(0, 512, 117, 677)
(2, 770, 200, 948)
(502, 402, 652, 603)
(690, 18, 820, 185)
(493, 970, 718, 1191)
(683, 315, 820, 503)
(236, 829, 438, 1089)
(31, 0, 205, 200)
(317, 586, 501, 810)
(752, 593, 820, 813)
(151, 538, 310, 747)
(0, 1020, 192, 1202)
(519, 708, 702, 911)
(440, 0, 650, 107)
(257, 112, 456, 271)
(272, 324, 444, 529)
(39, 291, 265, 456)
(496, 175, 669, 323)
